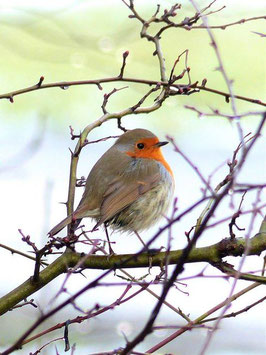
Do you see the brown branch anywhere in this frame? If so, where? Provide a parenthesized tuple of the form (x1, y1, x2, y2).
(190, 15, 266, 30)
(30, 337, 64, 355)
(212, 261, 266, 283)
(185, 105, 265, 120)
(118, 51, 129, 78)
(11, 299, 37, 311)
(0, 76, 264, 106)
(196, 84, 265, 106)
(82, 135, 120, 147)
(101, 86, 128, 114)
(21, 285, 144, 346)
(0, 243, 48, 265)
(1, 227, 265, 353)
(0, 76, 264, 107)
(0, 191, 209, 352)
(228, 192, 246, 238)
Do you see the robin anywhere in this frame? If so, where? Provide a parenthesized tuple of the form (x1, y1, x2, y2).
(49, 128, 174, 238)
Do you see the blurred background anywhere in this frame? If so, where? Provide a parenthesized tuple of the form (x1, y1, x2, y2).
(0, 0, 265, 354)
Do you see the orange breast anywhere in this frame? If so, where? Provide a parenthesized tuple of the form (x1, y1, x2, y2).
(126, 137, 173, 176)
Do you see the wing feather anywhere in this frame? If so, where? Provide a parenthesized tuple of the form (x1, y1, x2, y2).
(96, 172, 161, 226)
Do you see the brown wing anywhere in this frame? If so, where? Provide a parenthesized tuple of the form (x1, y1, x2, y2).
(95, 172, 161, 227)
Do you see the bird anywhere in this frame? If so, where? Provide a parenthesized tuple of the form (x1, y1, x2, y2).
(48, 128, 174, 238)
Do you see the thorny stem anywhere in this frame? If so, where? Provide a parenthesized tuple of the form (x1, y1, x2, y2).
(0, 243, 48, 265)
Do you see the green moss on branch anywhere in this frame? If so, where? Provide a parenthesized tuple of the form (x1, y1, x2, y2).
(0, 231, 265, 316)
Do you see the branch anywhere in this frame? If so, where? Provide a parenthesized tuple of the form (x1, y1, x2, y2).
(212, 261, 266, 283)
(0, 76, 265, 106)
(0, 243, 48, 265)
(190, 15, 266, 30)
(200, 295, 266, 323)
(1, 232, 265, 317)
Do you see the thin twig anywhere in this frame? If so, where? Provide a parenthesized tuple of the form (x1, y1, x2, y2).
(0, 76, 264, 106)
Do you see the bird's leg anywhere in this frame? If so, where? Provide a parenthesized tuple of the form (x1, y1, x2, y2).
(69, 216, 80, 234)
(68, 218, 81, 244)
(134, 231, 146, 248)
(104, 223, 115, 255)
(135, 231, 162, 273)
(135, 231, 155, 274)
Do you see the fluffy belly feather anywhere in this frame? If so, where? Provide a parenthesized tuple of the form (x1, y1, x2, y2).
(107, 175, 174, 232)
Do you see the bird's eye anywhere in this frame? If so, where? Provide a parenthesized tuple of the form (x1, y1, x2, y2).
(137, 143, 145, 149)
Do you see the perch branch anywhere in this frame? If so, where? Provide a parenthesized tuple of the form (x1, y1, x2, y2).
(0, 232, 265, 317)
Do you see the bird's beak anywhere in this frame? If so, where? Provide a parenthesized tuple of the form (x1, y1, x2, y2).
(154, 141, 168, 147)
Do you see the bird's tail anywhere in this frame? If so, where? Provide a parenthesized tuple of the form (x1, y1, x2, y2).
(48, 214, 78, 237)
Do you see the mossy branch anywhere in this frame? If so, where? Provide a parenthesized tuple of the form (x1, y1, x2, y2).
(0, 231, 265, 317)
